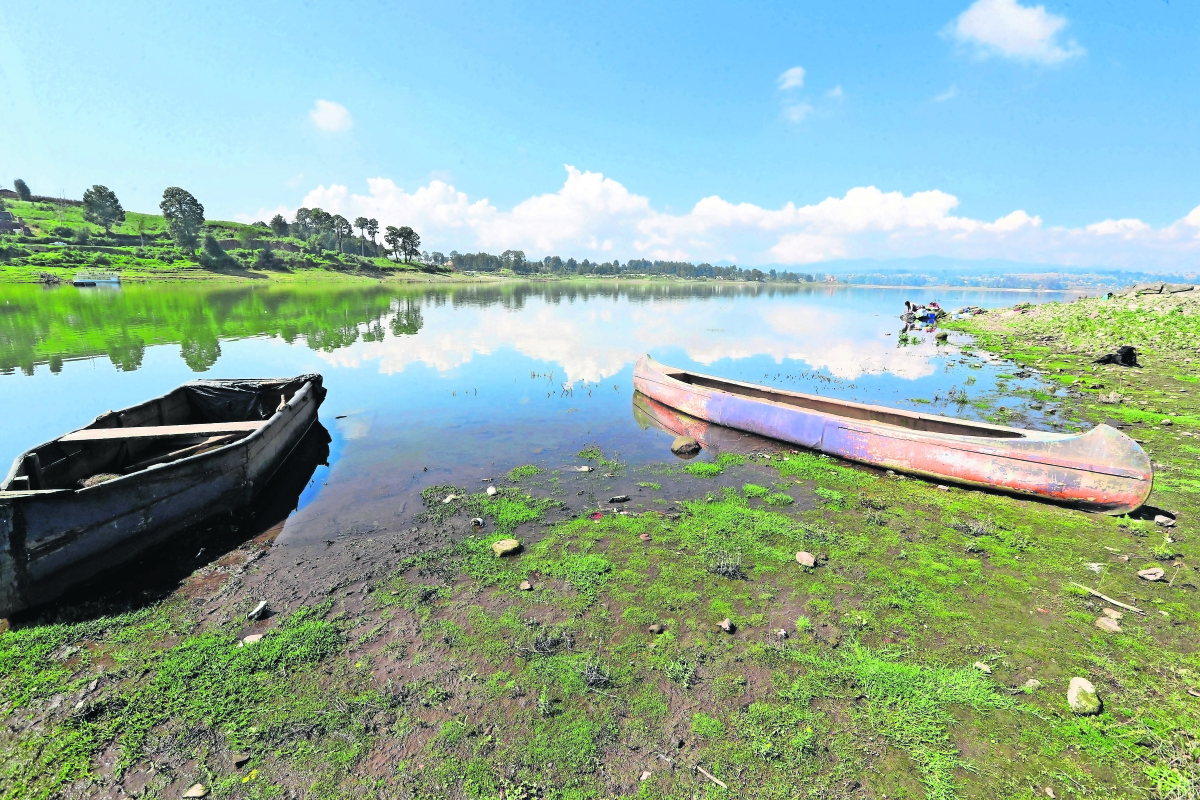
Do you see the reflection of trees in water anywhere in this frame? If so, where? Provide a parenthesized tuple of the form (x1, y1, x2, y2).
(0, 280, 838, 376)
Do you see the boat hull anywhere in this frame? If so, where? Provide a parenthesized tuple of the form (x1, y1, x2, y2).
(633, 355, 1152, 514)
(0, 376, 325, 618)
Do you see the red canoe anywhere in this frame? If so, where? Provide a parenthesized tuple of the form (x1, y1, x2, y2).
(633, 355, 1152, 514)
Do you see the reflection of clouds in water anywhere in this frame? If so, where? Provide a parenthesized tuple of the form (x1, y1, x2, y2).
(313, 295, 946, 383)
(335, 416, 372, 440)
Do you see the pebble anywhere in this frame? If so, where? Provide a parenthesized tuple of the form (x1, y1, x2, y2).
(182, 785, 210, 798)
(246, 601, 268, 620)
(718, 618, 735, 633)
(491, 539, 522, 557)
(1138, 567, 1166, 581)
(670, 435, 701, 456)
(1102, 608, 1124, 620)
(1094, 617, 1121, 633)
(1162, 418, 1174, 426)
(640, 770, 652, 781)
(486, 485, 497, 496)
(795, 551, 816, 568)
(639, 533, 652, 542)
(471, 517, 484, 528)
(775, 628, 788, 639)
(974, 662, 992, 674)
(1155, 514, 1177, 527)
(1067, 677, 1102, 715)
(519, 580, 533, 591)
(1023, 679, 1041, 691)
(575, 465, 593, 472)
(609, 495, 630, 503)
(233, 753, 251, 768)
(240, 634, 265, 646)
(937, 485, 950, 491)
(648, 623, 664, 634)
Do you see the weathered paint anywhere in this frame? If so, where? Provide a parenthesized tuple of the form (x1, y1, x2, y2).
(0, 376, 326, 618)
(634, 355, 1152, 514)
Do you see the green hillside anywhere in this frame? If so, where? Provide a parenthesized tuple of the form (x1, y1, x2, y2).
(0, 195, 443, 283)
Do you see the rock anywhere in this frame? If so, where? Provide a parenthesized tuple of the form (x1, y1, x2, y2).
(718, 618, 735, 633)
(1154, 514, 1177, 527)
(795, 551, 817, 568)
(1102, 608, 1124, 620)
(974, 661, 992, 674)
(1023, 678, 1042, 691)
(775, 628, 788, 639)
(1162, 418, 1174, 426)
(1165, 283, 1196, 293)
(609, 495, 630, 503)
(1067, 677, 1102, 715)
(233, 753, 251, 768)
(575, 465, 594, 472)
(648, 624, 664, 635)
(241, 633, 265, 645)
(670, 435, 701, 456)
(1138, 567, 1166, 581)
(491, 539, 522, 557)
(934, 330, 949, 340)
(1133, 282, 1164, 295)
(1094, 617, 1121, 633)
(486, 485, 497, 496)
(519, 580, 533, 591)
(471, 517, 485, 528)
(247, 601, 268, 620)
(640, 770, 652, 781)
(443, 494, 457, 504)
(639, 533, 652, 542)
(183, 785, 210, 798)
(937, 485, 950, 491)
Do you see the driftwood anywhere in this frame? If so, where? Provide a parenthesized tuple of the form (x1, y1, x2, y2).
(696, 766, 728, 789)
(1070, 582, 1145, 615)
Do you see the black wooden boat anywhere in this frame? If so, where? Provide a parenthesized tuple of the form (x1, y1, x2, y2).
(0, 375, 326, 617)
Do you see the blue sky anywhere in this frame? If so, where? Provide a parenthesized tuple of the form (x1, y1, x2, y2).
(2, 1, 1197, 268)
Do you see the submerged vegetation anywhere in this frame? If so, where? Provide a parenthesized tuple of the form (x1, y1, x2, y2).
(1, 290, 1198, 798)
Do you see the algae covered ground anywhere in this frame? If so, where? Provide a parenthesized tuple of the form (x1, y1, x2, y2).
(2, 292, 1199, 799)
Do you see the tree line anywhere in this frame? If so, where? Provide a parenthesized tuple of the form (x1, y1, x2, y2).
(449, 250, 818, 282)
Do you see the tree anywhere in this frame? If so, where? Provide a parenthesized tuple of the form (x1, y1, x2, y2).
(398, 226, 421, 263)
(82, 185, 125, 234)
(293, 208, 312, 237)
(332, 215, 352, 253)
(269, 214, 289, 236)
(383, 225, 403, 261)
(366, 218, 379, 249)
(13, 179, 30, 201)
(159, 187, 205, 250)
(353, 216, 369, 256)
(308, 208, 332, 249)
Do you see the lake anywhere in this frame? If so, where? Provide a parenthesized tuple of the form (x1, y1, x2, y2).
(0, 281, 1079, 555)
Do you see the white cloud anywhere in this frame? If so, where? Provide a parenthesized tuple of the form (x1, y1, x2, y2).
(234, 205, 292, 224)
(260, 165, 1200, 270)
(933, 85, 959, 102)
(782, 102, 814, 122)
(946, 0, 1084, 64)
(826, 85, 844, 100)
(777, 66, 806, 90)
(309, 99, 353, 132)
(285, 173, 305, 188)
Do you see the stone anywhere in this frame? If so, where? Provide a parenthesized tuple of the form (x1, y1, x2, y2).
(974, 661, 992, 674)
(1162, 418, 1174, 426)
(233, 753, 251, 768)
(491, 539, 522, 557)
(648, 624, 664, 635)
(1154, 514, 1177, 527)
(443, 494, 457, 504)
(640, 770, 652, 781)
(1023, 679, 1042, 691)
(1067, 677, 1102, 715)
(519, 580, 533, 591)
(1138, 567, 1166, 581)
(486, 485, 497, 496)
(775, 628, 788, 639)
(241, 633, 265, 645)
(795, 551, 816, 568)
(934, 330, 949, 340)
(183, 785, 210, 798)
(609, 495, 630, 503)
(1094, 617, 1121, 633)
(1102, 608, 1124, 620)
(471, 517, 485, 528)
(937, 485, 950, 491)
(639, 533, 652, 542)
(247, 601, 268, 620)
(718, 618, 735, 633)
(670, 435, 701, 456)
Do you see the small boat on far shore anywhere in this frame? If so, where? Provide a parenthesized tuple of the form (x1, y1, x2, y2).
(0, 374, 326, 618)
(633, 355, 1152, 514)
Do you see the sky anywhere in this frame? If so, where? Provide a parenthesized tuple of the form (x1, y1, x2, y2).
(2, 0, 1198, 269)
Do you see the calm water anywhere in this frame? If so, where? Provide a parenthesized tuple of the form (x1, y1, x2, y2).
(0, 281, 1079, 547)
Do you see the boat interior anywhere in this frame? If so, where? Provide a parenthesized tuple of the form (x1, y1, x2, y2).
(670, 370, 1026, 439)
(2, 378, 310, 493)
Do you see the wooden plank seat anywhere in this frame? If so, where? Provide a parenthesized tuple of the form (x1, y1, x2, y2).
(59, 421, 266, 443)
